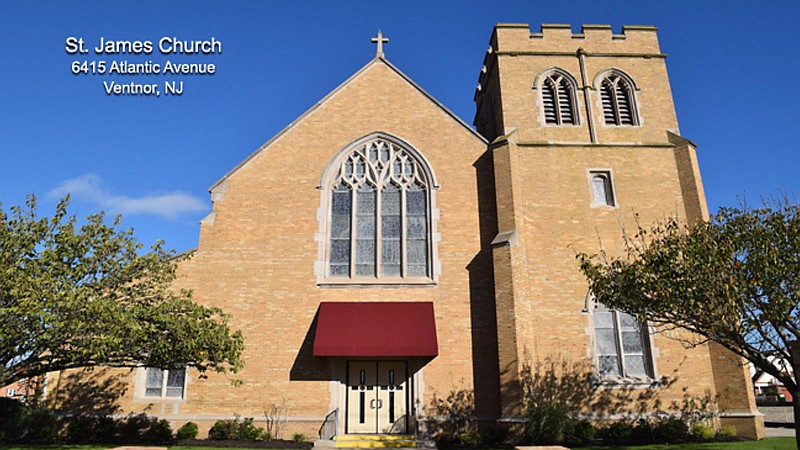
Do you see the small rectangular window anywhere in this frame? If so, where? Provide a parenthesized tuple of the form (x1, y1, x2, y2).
(143, 368, 186, 399)
(589, 170, 616, 207)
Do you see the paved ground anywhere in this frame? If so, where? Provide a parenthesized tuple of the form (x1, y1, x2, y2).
(760, 405, 795, 423)
(765, 425, 794, 437)
(760, 405, 795, 437)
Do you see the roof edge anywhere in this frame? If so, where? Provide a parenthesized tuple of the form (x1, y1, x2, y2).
(377, 56, 488, 144)
(209, 56, 487, 193)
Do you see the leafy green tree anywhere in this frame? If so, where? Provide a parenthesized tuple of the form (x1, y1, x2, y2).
(0, 195, 244, 388)
(578, 200, 800, 442)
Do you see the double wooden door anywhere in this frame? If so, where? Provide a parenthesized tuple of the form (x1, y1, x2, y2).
(346, 361, 408, 434)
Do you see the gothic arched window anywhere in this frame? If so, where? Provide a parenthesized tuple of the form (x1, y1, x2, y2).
(541, 70, 578, 125)
(537, 69, 579, 126)
(598, 70, 639, 126)
(323, 135, 436, 282)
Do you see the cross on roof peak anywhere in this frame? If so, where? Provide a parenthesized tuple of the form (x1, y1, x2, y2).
(371, 30, 389, 57)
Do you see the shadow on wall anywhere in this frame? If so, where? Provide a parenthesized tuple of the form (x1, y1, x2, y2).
(520, 358, 672, 418)
(290, 308, 330, 381)
(467, 150, 501, 421)
(429, 356, 718, 439)
(50, 368, 129, 416)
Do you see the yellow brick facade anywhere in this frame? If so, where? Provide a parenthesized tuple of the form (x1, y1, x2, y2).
(476, 23, 763, 438)
(48, 23, 763, 441)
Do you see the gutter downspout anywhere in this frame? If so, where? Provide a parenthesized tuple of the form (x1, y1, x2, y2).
(577, 48, 597, 143)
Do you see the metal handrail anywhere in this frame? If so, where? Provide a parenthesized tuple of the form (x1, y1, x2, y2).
(319, 408, 339, 440)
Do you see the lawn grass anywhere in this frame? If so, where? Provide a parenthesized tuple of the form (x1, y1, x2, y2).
(0, 447, 268, 450)
(573, 436, 796, 449)
(171, 448, 267, 450)
(0, 439, 795, 450)
(0, 447, 109, 450)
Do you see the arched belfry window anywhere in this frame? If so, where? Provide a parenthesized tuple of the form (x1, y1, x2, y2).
(535, 68, 579, 126)
(597, 70, 639, 126)
(321, 134, 437, 283)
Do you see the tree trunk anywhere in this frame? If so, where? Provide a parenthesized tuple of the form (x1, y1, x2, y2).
(793, 388, 800, 449)
(788, 342, 800, 448)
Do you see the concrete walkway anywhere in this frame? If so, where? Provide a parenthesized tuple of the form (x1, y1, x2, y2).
(765, 424, 795, 438)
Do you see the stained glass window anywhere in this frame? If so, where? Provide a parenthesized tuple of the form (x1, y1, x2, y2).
(327, 138, 431, 280)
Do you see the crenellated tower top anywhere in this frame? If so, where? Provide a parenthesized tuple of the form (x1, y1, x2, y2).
(492, 23, 661, 55)
(473, 22, 677, 144)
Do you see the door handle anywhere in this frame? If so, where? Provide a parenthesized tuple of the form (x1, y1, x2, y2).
(370, 399, 376, 409)
(376, 399, 383, 409)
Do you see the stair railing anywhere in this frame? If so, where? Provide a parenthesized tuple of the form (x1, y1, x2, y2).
(319, 408, 339, 440)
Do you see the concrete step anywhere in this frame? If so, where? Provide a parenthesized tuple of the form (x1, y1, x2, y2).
(333, 434, 415, 448)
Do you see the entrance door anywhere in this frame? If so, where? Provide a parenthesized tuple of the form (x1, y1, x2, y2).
(346, 361, 408, 434)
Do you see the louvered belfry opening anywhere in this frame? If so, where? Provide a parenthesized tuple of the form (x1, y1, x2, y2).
(542, 73, 576, 125)
(600, 73, 636, 126)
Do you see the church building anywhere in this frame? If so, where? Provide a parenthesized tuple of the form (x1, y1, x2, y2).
(83, 23, 765, 443)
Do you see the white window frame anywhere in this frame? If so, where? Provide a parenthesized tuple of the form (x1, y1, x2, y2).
(315, 132, 441, 286)
(586, 297, 657, 385)
(137, 367, 187, 400)
(587, 169, 617, 208)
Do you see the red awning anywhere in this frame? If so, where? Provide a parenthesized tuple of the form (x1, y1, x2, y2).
(312, 302, 438, 357)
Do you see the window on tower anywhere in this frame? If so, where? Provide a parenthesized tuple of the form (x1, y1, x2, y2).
(592, 302, 654, 380)
(537, 68, 579, 126)
(597, 70, 639, 126)
(588, 170, 616, 207)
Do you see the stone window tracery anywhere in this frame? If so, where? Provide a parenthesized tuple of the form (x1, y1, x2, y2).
(598, 70, 639, 126)
(324, 136, 433, 281)
(540, 70, 578, 125)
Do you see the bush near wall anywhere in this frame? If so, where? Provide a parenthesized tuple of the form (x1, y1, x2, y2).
(0, 397, 174, 444)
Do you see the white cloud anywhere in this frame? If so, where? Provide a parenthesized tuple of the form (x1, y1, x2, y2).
(48, 174, 208, 220)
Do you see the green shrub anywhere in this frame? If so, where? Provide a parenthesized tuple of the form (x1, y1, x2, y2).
(430, 388, 477, 447)
(652, 417, 689, 442)
(523, 402, 575, 445)
(209, 416, 268, 440)
(146, 419, 174, 443)
(66, 415, 98, 442)
(630, 419, 654, 443)
(0, 399, 59, 443)
(117, 414, 150, 441)
(573, 420, 597, 441)
(21, 406, 57, 443)
(480, 424, 508, 445)
(177, 421, 200, 440)
(292, 432, 307, 443)
(458, 429, 483, 446)
(690, 421, 716, 441)
(209, 419, 238, 439)
(0, 397, 25, 442)
(605, 421, 633, 441)
(718, 424, 737, 440)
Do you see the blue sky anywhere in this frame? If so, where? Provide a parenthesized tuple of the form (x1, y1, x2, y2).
(1, 1, 798, 253)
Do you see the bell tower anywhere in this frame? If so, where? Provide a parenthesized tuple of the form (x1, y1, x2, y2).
(475, 23, 765, 439)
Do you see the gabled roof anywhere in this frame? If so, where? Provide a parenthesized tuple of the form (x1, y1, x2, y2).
(209, 56, 487, 192)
